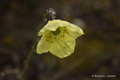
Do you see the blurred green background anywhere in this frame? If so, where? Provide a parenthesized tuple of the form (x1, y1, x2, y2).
(0, 0, 120, 80)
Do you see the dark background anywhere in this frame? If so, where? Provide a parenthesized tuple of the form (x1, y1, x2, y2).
(0, 0, 120, 80)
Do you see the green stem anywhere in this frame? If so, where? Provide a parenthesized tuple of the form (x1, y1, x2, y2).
(20, 37, 37, 80)
(20, 8, 56, 80)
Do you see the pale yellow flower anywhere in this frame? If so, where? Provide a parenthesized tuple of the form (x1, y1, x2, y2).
(36, 19, 84, 58)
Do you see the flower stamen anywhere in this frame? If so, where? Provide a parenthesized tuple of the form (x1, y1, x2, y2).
(52, 28, 61, 35)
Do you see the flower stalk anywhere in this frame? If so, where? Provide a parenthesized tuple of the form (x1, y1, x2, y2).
(20, 8, 56, 80)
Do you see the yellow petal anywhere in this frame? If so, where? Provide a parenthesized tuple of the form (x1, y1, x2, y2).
(67, 28, 84, 39)
(36, 32, 51, 54)
(38, 20, 61, 36)
(38, 20, 84, 37)
(49, 30, 75, 58)
(50, 41, 72, 58)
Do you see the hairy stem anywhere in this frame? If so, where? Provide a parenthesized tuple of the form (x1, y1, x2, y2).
(20, 8, 56, 80)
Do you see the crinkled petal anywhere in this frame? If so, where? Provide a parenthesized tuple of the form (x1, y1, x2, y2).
(38, 20, 84, 37)
(36, 32, 51, 54)
(49, 32, 75, 58)
(38, 20, 63, 36)
(66, 27, 84, 39)
(64, 31, 76, 50)
(66, 24, 84, 39)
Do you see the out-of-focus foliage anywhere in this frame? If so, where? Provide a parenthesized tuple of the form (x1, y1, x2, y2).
(0, 0, 120, 80)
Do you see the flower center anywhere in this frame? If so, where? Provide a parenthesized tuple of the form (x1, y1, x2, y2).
(52, 28, 61, 35)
